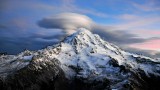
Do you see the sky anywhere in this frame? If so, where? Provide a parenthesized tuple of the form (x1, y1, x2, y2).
(0, 0, 160, 58)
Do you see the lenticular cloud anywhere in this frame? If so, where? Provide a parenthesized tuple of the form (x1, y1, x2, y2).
(38, 13, 93, 34)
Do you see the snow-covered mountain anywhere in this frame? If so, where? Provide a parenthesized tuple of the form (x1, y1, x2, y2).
(0, 28, 160, 90)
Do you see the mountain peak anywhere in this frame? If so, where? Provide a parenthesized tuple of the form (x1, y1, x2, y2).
(63, 28, 98, 47)
(74, 28, 92, 35)
(64, 28, 93, 42)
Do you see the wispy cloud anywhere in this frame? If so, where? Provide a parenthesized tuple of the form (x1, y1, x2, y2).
(132, 0, 160, 11)
(59, 0, 108, 18)
(114, 14, 160, 31)
(117, 14, 140, 21)
(130, 29, 160, 38)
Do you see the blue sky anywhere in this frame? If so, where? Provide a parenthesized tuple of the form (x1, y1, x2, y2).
(0, 0, 160, 58)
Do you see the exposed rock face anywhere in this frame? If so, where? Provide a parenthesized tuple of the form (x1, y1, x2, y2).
(0, 28, 160, 90)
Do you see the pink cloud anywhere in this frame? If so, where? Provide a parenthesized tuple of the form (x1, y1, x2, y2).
(129, 39, 160, 51)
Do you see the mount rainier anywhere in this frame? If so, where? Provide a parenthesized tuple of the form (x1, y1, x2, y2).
(0, 28, 160, 90)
